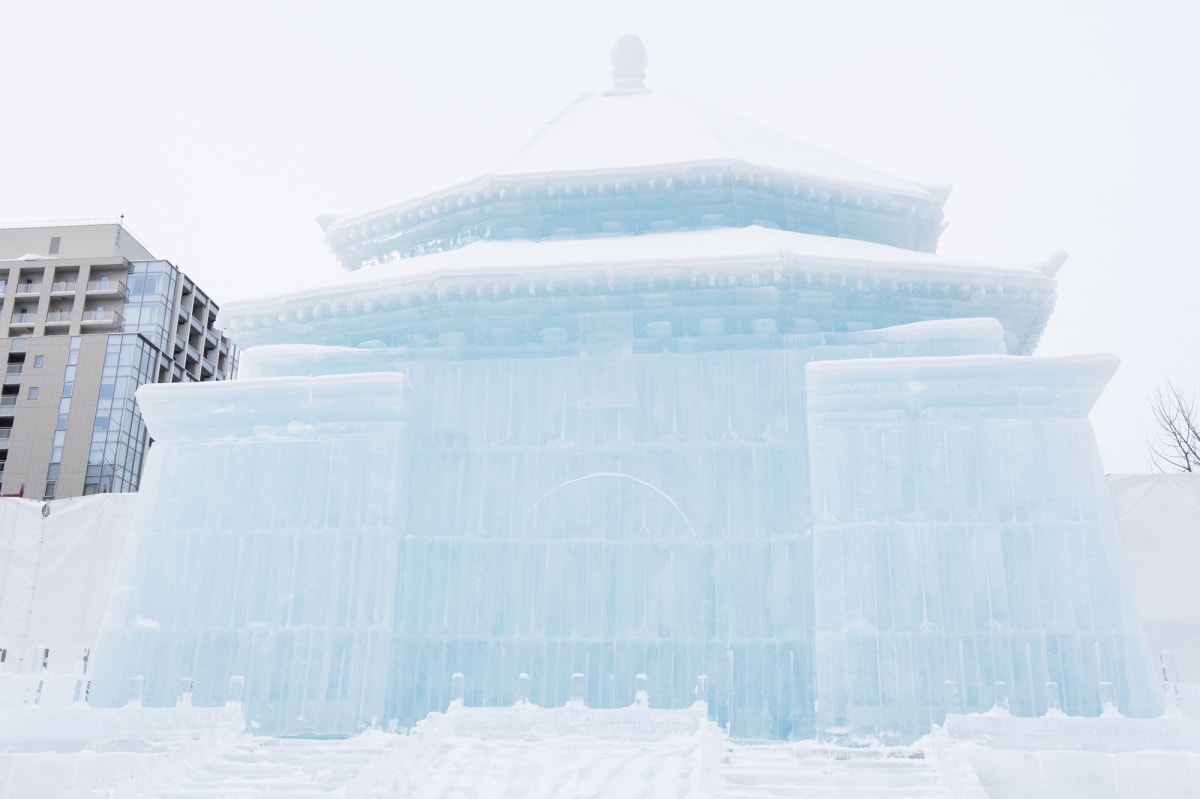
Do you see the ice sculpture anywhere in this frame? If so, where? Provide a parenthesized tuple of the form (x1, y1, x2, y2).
(89, 38, 1160, 740)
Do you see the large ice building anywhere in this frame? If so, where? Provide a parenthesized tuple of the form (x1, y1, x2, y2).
(89, 38, 1161, 741)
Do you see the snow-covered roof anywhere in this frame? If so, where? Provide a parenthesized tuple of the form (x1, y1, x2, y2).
(331, 224, 1042, 285)
(0, 253, 56, 262)
(495, 88, 937, 200)
(225, 225, 1059, 354)
(247, 226, 1050, 305)
(323, 38, 949, 269)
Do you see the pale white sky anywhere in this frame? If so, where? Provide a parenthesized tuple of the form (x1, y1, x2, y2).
(2, 0, 1198, 472)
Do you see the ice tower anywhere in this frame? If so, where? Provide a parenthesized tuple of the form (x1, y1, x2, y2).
(89, 37, 1161, 741)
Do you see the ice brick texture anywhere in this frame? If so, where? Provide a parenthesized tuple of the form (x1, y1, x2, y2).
(88, 318, 1160, 739)
(808, 355, 1162, 740)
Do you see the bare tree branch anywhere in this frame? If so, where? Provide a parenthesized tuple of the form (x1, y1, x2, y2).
(1150, 381, 1199, 472)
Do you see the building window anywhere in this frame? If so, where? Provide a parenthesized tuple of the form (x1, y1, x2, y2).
(48, 237, 61, 255)
(61, 383, 72, 398)
(32, 355, 43, 368)
(27, 387, 37, 400)
(43, 481, 56, 500)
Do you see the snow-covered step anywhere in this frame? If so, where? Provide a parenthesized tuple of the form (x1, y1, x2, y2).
(167, 741, 393, 796)
(719, 745, 949, 799)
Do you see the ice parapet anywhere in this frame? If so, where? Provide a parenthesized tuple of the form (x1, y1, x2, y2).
(89, 320, 1159, 739)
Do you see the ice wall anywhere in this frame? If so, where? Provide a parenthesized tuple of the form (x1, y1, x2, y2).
(89, 319, 1029, 738)
(807, 355, 1162, 740)
(89, 313, 1158, 740)
(89, 374, 412, 734)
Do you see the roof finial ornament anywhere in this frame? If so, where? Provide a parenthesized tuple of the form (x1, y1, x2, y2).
(610, 34, 648, 92)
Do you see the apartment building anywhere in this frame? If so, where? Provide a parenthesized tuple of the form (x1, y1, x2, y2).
(0, 221, 237, 498)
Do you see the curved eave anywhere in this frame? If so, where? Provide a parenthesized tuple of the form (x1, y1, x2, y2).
(227, 228, 1055, 356)
(324, 160, 949, 270)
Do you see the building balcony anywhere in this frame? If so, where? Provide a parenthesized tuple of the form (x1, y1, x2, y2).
(0, 397, 16, 418)
(0, 428, 10, 443)
(50, 280, 78, 295)
(44, 310, 72, 327)
(3, 368, 21, 386)
(8, 314, 36, 329)
(14, 283, 42, 297)
(81, 309, 122, 328)
(85, 279, 125, 297)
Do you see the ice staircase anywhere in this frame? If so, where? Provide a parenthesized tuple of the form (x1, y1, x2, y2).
(159, 735, 399, 798)
(23, 700, 1199, 797)
(717, 743, 955, 799)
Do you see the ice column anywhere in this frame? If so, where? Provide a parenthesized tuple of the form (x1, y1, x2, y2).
(88, 374, 411, 736)
(806, 354, 1162, 742)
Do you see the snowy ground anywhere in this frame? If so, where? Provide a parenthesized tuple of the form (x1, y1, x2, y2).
(0, 697, 1197, 797)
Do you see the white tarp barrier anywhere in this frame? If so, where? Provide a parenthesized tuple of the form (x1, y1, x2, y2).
(0, 495, 136, 675)
(1108, 473, 1200, 685)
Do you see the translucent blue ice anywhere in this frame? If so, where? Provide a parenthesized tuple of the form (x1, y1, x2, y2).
(88, 315, 1160, 739)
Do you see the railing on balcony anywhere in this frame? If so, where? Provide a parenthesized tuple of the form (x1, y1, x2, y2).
(85, 279, 126, 295)
(50, 280, 78, 294)
(81, 309, 122, 326)
(8, 313, 36, 327)
(44, 310, 73, 325)
(0, 428, 10, 442)
(13, 283, 42, 296)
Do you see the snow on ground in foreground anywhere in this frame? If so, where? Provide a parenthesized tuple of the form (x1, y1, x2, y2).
(1, 699, 1198, 798)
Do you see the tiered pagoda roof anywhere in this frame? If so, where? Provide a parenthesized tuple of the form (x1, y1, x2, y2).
(322, 36, 950, 270)
(225, 36, 1062, 356)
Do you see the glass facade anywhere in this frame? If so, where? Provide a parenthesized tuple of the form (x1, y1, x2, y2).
(123, 261, 177, 344)
(83, 334, 156, 494)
